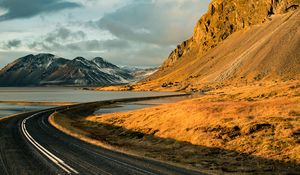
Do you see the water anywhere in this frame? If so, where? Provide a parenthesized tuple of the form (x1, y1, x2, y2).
(0, 103, 56, 118)
(0, 87, 179, 102)
(94, 96, 190, 114)
(95, 103, 153, 114)
(0, 87, 181, 118)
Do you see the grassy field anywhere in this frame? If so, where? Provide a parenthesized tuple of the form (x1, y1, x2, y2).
(50, 80, 300, 174)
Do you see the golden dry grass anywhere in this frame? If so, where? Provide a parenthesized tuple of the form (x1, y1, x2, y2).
(51, 80, 300, 174)
(89, 81, 300, 163)
(67, 6, 300, 174)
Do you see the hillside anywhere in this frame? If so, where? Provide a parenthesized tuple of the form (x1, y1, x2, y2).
(51, 1, 300, 173)
(0, 53, 133, 86)
(102, 0, 300, 91)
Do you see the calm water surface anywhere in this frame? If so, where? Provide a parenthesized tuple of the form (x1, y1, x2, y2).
(0, 103, 56, 118)
(0, 87, 179, 102)
(0, 87, 181, 118)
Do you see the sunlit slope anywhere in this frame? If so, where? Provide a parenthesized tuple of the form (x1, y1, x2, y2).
(130, 0, 300, 91)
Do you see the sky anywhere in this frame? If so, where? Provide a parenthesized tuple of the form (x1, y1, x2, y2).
(0, 0, 211, 68)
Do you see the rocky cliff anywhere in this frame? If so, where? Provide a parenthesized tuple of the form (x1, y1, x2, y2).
(136, 0, 300, 91)
(161, 0, 300, 69)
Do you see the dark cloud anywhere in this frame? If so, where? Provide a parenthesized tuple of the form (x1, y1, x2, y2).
(83, 0, 210, 66)
(28, 41, 55, 51)
(45, 27, 86, 43)
(0, 1, 211, 67)
(28, 27, 129, 52)
(93, 1, 209, 46)
(0, 0, 81, 21)
(27, 27, 86, 51)
(2, 39, 21, 49)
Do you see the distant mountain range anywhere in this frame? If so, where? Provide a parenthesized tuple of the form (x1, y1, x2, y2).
(0, 53, 157, 86)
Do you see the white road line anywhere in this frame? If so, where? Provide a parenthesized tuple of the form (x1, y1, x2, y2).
(21, 111, 79, 174)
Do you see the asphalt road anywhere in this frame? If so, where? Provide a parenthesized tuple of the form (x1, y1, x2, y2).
(0, 106, 205, 175)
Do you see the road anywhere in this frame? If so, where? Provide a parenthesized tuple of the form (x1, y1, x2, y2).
(0, 105, 205, 175)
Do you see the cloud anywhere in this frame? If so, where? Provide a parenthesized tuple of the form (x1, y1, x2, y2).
(26, 27, 86, 52)
(92, 0, 210, 46)
(27, 26, 129, 52)
(0, 0, 211, 67)
(102, 39, 130, 50)
(81, 0, 211, 66)
(0, 0, 81, 21)
(77, 39, 130, 51)
(2, 39, 21, 49)
(99, 43, 173, 66)
(66, 40, 101, 51)
(65, 39, 130, 52)
(44, 27, 86, 43)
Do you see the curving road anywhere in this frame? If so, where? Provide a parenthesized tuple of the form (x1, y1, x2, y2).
(0, 104, 205, 175)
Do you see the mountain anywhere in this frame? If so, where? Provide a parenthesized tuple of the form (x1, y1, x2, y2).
(130, 0, 300, 91)
(0, 53, 133, 86)
(120, 66, 158, 82)
(131, 68, 158, 82)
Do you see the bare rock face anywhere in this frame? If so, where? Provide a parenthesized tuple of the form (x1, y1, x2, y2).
(136, 0, 300, 91)
(161, 0, 300, 69)
(162, 39, 192, 68)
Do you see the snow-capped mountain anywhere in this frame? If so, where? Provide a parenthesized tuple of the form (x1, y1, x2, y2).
(120, 66, 158, 82)
(0, 53, 133, 86)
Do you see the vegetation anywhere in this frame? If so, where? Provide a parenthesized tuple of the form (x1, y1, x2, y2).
(50, 80, 300, 174)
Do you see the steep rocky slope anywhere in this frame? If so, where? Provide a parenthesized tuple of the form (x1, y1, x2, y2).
(132, 0, 300, 91)
(90, 1, 300, 173)
(162, 0, 300, 68)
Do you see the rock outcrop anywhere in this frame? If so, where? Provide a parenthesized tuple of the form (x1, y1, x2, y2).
(161, 0, 300, 69)
(138, 0, 300, 91)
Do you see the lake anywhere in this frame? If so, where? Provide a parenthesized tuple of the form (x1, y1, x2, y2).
(0, 87, 181, 118)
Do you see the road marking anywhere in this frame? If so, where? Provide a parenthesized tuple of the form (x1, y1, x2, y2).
(38, 118, 113, 175)
(21, 111, 79, 174)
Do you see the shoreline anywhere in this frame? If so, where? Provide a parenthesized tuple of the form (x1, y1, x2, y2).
(0, 93, 189, 118)
(0, 101, 77, 105)
(2, 84, 299, 174)
(48, 82, 300, 174)
(48, 94, 207, 173)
